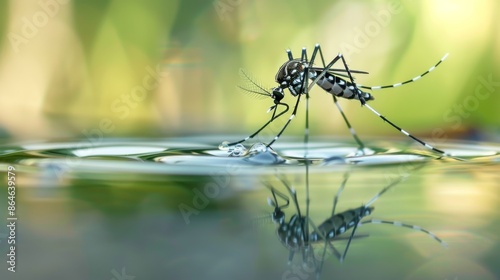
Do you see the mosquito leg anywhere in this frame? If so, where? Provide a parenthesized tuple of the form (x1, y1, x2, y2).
(332, 171, 349, 215)
(360, 219, 447, 247)
(288, 250, 296, 265)
(363, 103, 451, 157)
(309, 44, 323, 67)
(333, 54, 457, 158)
(308, 218, 343, 261)
(308, 46, 367, 150)
(305, 161, 310, 243)
(332, 95, 366, 150)
(357, 53, 449, 90)
(301, 47, 308, 62)
(286, 49, 294, 61)
(226, 103, 289, 146)
(266, 96, 302, 147)
(340, 219, 360, 262)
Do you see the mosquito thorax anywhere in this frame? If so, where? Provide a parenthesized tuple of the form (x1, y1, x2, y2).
(275, 59, 309, 97)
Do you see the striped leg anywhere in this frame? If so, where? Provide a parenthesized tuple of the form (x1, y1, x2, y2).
(332, 171, 349, 215)
(282, 176, 314, 266)
(311, 45, 366, 149)
(363, 103, 449, 156)
(307, 218, 343, 262)
(364, 172, 410, 207)
(302, 46, 320, 150)
(304, 84, 310, 148)
(312, 171, 358, 266)
(275, 45, 366, 150)
(322, 52, 453, 158)
(263, 47, 314, 148)
(305, 160, 310, 243)
(331, 95, 366, 149)
(283, 48, 313, 148)
(227, 102, 289, 146)
(340, 170, 414, 261)
(328, 171, 355, 263)
(357, 53, 449, 90)
(308, 45, 367, 149)
(359, 219, 447, 247)
(278, 176, 302, 217)
(266, 95, 302, 147)
(299, 47, 313, 149)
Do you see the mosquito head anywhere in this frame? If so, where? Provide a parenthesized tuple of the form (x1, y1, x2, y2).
(267, 195, 286, 224)
(275, 59, 307, 96)
(272, 208, 286, 224)
(271, 87, 285, 104)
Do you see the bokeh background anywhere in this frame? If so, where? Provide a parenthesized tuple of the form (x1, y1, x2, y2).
(0, 0, 498, 144)
(0, 2, 499, 280)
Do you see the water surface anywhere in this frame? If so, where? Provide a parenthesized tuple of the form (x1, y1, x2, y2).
(0, 137, 499, 280)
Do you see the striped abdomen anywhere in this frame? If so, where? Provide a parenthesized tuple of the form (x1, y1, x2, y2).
(276, 214, 308, 250)
(309, 206, 374, 241)
(314, 71, 374, 102)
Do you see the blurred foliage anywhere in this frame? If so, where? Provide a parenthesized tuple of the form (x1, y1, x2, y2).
(0, 0, 498, 142)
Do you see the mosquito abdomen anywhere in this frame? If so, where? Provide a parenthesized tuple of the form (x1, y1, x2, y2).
(310, 206, 374, 241)
(316, 72, 374, 101)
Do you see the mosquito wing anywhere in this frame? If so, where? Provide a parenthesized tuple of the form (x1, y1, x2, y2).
(238, 68, 273, 100)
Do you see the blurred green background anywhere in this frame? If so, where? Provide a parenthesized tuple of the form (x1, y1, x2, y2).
(0, 0, 498, 143)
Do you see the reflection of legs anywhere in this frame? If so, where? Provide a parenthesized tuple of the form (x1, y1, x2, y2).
(340, 219, 360, 262)
(360, 219, 447, 246)
(308, 218, 342, 269)
(277, 175, 310, 265)
(318, 171, 349, 264)
(332, 171, 356, 262)
(278, 176, 302, 217)
(312, 170, 351, 273)
(304, 161, 310, 242)
(332, 171, 349, 215)
(333, 170, 403, 262)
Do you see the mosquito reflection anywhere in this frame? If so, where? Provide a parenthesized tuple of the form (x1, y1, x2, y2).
(264, 164, 446, 279)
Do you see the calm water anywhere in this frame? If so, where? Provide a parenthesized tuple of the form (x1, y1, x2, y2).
(0, 137, 499, 280)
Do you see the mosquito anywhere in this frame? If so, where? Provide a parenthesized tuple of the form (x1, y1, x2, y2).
(265, 165, 446, 277)
(309, 170, 447, 266)
(265, 171, 348, 279)
(224, 44, 451, 157)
